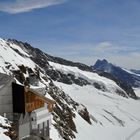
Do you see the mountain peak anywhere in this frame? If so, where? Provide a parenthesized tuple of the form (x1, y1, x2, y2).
(92, 59, 140, 88)
(95, 59, 109, 66)
(92, 59, 113, 73)
(100, 59, 108, 63)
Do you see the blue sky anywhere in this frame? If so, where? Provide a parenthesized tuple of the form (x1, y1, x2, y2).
(0, 0, 140, 69)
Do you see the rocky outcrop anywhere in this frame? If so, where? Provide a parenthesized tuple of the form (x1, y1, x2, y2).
(47, 82, 91, 140)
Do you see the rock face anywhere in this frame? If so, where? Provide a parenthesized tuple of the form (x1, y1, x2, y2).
(92, 59, 140, 88)
(48, 83, 91, 140)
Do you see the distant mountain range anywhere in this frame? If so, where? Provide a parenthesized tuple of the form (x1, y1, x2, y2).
(92, 59, 140, 88)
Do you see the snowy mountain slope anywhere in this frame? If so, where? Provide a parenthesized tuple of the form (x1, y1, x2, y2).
(0, 116, 11, 140)
(0, 38, 140, 140)
(0, 38, 92, 139)
(0, 38, 36, 74)
(49, 61, 128, 96)
(134, 88, 140, 98)
(54, 82, 140, 140)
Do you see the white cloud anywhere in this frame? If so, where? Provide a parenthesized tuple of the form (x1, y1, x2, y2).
(92, 41, 140, 55)
(0, 0, 66, 14)
(94, 42, 113, 52)
(93, 41, 127, 53)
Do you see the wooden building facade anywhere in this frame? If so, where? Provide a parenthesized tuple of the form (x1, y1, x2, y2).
(12, 83, 55, 114)
(0, 73, 55, 140)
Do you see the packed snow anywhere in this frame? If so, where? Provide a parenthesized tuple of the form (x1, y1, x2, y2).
(48, 61, 126, 95)
(134, 88, 140, 98)
(48, 59, 140, 140)
(0, 38, 36, 74)
(54, 82, 140, 140)
(0, 116, 11, 140)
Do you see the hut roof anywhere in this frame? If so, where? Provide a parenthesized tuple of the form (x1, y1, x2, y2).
(25, 86, 55, 105)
